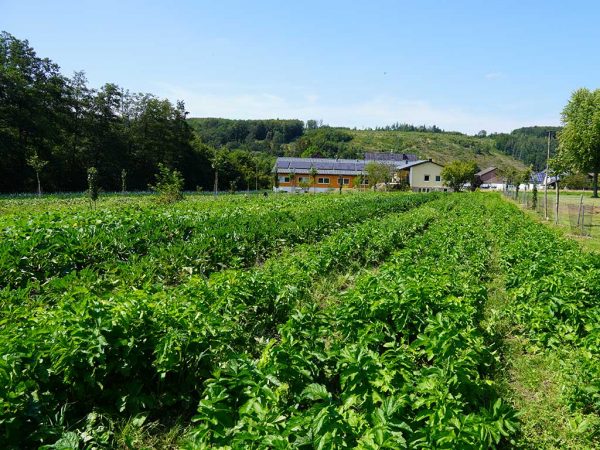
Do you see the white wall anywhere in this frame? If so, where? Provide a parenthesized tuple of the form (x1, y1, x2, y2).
(410, 162, 444, 189)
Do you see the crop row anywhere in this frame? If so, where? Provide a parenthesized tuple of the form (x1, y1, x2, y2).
(1, 192, 437, 289)
(484, 197, 600, 441)
(184, 195, 517, 449)
(0, 199, 443, 448)
(0, 191, 274, 219)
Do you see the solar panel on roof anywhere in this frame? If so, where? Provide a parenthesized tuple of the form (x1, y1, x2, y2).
(316, 162, 334, 170)
(288, 161, 311, 169)
(335, 162, 355, 171)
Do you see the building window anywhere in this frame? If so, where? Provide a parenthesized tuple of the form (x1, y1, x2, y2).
(361, 178, 369, 185)
(342, 178, 350, 185)
(298, 176, 309, 183)
(424, 175, 430, 182)
(317, 177, 330, 184)
(435, 175, 441, 182)
(278, 175, 290, 183)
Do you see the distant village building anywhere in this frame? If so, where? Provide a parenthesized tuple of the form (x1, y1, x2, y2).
(273, 153, 446, 192)
(408, 160, 445, 191)
(530, 171, 559, 189)
(475, 167, 504, 190)
(476, 167, 561, 191)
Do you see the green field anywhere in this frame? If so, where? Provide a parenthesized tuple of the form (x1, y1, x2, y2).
(509, 189, 600, 252)
(1, 192, 600, 449)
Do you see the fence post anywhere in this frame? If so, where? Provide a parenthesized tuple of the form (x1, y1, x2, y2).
(581, 196, 585, 236)
(555, 181, 559, 225)
(577, 194, 583, 228)
(544, 178, 548, 220)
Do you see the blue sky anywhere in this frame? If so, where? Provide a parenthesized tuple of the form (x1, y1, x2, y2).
(3, 0, 599, 133)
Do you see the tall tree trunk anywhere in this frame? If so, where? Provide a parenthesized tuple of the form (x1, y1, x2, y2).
(36, 171, 41, 196)
(594, 172, 598, 198)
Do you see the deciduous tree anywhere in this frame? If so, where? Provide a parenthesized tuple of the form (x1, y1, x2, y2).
(440, 160, 477, 192)
(365, 162, 394, 188)
(558, 88, 600, 197)
(309, 167, 318, 194)
(27, 153, 48, 196)
(87, 166, 99, 208)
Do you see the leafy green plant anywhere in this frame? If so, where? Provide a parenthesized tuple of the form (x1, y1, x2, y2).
(87, 166, 99, 208)
(9, 192, 600, 449)
(27, 152, 48, 196)
(0, 192, 439, 447)
(149, 163, 185, 203)
(440, 160, 477, 192)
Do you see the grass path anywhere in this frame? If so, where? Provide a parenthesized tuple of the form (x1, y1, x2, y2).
(485, 200, 600, 449)
(506, 191, 600, 253)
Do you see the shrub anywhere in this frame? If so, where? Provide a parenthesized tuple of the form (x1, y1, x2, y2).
(149, 163, 185, 203)
(441, 160, 477, 192)
(87, 167, 99, 208)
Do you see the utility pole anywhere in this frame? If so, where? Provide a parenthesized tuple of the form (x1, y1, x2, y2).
(544, 131, 551, 220)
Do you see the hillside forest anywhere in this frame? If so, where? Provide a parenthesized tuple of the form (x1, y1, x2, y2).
(1, 31, 557, 194)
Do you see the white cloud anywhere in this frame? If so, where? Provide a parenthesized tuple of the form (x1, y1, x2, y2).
(484, 72, 504, 80)
(305, 94, 319, 104)
(158, 84, 559, 134)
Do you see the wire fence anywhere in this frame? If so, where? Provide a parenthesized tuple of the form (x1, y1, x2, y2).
(503, 187, 597, 238)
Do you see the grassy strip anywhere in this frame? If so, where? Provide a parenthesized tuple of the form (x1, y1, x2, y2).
(503, 191, 600, 253)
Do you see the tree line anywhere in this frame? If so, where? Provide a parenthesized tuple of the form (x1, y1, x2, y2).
(371, 123, 445, 133)
(490, 126, 561, 170)
(187, 118, 304, 151)
(0, 32, 275, 194)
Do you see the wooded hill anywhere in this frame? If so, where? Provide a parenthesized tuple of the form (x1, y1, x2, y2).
(346, 129, 527, 171)
(491, 126, 561, 170)
(187, 118, 563, 173)
(188, 118, 529, 172)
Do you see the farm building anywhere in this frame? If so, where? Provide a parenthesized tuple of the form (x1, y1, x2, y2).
(475, 167, 505, 190)
(273, 153, 446, 192)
